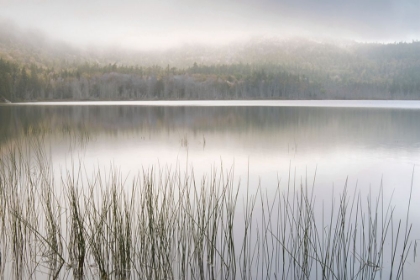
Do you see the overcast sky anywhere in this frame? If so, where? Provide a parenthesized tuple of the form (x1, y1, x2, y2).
(1, 0, 419, 50)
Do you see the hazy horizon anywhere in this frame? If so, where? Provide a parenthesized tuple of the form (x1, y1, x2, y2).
(1, 0, 419, 51)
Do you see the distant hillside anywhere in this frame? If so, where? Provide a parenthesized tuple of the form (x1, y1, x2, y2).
(1, 21, 420, 101)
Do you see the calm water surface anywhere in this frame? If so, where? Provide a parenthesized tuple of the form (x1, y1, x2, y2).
(0, 100, 419, 277)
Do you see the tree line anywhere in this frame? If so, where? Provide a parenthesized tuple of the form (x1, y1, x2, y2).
(1, 41, 420, 101)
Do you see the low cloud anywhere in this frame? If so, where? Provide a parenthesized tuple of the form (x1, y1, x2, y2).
(0, 0, 418, 50)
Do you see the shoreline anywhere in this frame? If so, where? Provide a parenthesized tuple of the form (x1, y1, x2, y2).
(3, 99, 420, 109)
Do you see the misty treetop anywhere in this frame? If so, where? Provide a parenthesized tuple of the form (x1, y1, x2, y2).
(1, 36, 420, 101)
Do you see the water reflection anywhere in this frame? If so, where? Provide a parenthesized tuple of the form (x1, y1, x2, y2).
(1, 104, 419, 201)
(0, 103, 419, 278)
(2, 105, 420, 147)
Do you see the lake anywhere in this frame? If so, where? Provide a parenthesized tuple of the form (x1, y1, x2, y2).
(0, 100, 419, 279)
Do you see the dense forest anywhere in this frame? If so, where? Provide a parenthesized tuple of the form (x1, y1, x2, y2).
(1, 24, 420, 101)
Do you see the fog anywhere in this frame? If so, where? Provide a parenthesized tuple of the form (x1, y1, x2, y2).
(1, 0, 419, 51)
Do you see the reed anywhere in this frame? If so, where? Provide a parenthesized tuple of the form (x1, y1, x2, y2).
(0, 139, 416, 279)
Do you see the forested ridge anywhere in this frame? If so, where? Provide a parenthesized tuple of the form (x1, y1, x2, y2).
(1, 24, 420, 101)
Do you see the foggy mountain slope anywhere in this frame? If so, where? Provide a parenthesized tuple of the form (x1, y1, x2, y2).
(1, 22, 419, 74)
(1, 23, 420, 101)
(0, 20, 85, 68)
(0, 22, 416, 68)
